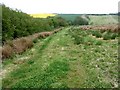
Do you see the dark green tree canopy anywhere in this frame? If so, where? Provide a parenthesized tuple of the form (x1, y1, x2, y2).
(73, 16, 89, 25)
(2, 4, 68, 43)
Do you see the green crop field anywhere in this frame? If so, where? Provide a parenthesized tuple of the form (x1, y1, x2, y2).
(56, 14, 82, 22)
(89, 15, 118, 25)
(56, 14, 118, 25)
(2, 26, 118, 88)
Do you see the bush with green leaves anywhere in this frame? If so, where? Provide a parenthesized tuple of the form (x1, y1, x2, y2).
(110, 33, 118, 39)
(103, 31, 117, 40)
(91, 30, 102, 38)
(73, 16, 89, 25)
(94, 40, 102, 45)
(2, 4, 68, 43)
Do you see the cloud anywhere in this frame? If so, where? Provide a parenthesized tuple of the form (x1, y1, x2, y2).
(1, 0, 119, 14)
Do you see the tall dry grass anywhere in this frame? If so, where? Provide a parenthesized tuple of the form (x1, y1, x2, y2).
(13, 38, 33, 54)
(2, 44, 13, 59)
(2, 38, 33, 59)
(39, 32, 53, 38)
(2, 28, 62, 59)
(80, 24, 118, 32)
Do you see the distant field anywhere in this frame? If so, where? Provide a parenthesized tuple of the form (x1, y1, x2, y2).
(56, 14, 118, 25)
(30, 13, 56, 18)
(89, 15, 118, 25)
(30, 14, 118, 25)
(56, 14, 82, 22)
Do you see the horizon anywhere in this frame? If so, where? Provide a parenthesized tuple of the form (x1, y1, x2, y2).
(30, 13, 118, 14)
(0, 0, 119, 14)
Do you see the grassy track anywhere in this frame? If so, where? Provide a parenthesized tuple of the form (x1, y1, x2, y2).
(2, 27, 118, 88)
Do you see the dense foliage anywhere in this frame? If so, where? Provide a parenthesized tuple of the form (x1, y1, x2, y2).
(2, 4, 92, 43)
(73, 16, 89, 25)
(2, 5, 68, 43)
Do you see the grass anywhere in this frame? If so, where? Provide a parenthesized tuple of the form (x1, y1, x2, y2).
(2, 27, 118, 88)
(68, 27, 118, 88)
(102, 31, 118, 40)
(89, 15, 118, 25)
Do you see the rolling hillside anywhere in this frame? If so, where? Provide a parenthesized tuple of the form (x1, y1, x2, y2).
(56, 14, 118, 25)
(56, 14, 82, 22)
(29, 13, 118, 25)
(89, 15, 118, 25)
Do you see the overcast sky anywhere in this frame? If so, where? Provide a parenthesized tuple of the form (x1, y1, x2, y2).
(0, 0, 119, 14)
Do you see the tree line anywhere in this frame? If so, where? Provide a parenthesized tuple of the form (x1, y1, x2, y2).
(2, 4, 89, 43)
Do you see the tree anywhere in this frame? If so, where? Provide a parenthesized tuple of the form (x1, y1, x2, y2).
(73, 16, 89, 25)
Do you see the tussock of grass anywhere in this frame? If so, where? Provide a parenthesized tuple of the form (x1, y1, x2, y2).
(2, 45, 14, 59)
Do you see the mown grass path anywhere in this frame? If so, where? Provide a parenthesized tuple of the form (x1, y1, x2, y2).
(2, 27, 118, 88)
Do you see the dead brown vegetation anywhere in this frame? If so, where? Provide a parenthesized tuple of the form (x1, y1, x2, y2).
(39, 32, 53, 38)
(12, 38, 33, 54)
(53, 28, 62, 33)
(80, 24, 119, 32)
(2, 45, 13, 59)
(2, 28, 62, 59)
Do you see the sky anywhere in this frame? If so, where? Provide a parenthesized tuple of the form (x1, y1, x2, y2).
(0, 0, 119, 14)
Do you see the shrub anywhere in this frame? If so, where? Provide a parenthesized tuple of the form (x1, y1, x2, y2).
(53, 29, 61, 34)
(83, 36, 94, 45)
(33, 39, 38, 43)
(102, 31, 117, 40)
(94, 40, 102, 45)
(2, 44, 13, 59)
(100, 30, 106, 33)
(95, 32, 102, 38)
(39, 32, 53, 38)
(2, 4, 68, 43)
(31, 33, 41, 40)
(74, 36, 84, 45)
(73, 16, 89, 25)
(91, 30, 102, 38)
(103, 32, 111, 40)
(25, 38, 33, 48)
(110, 33, 117, 39)
(13, 38, 33, 54)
